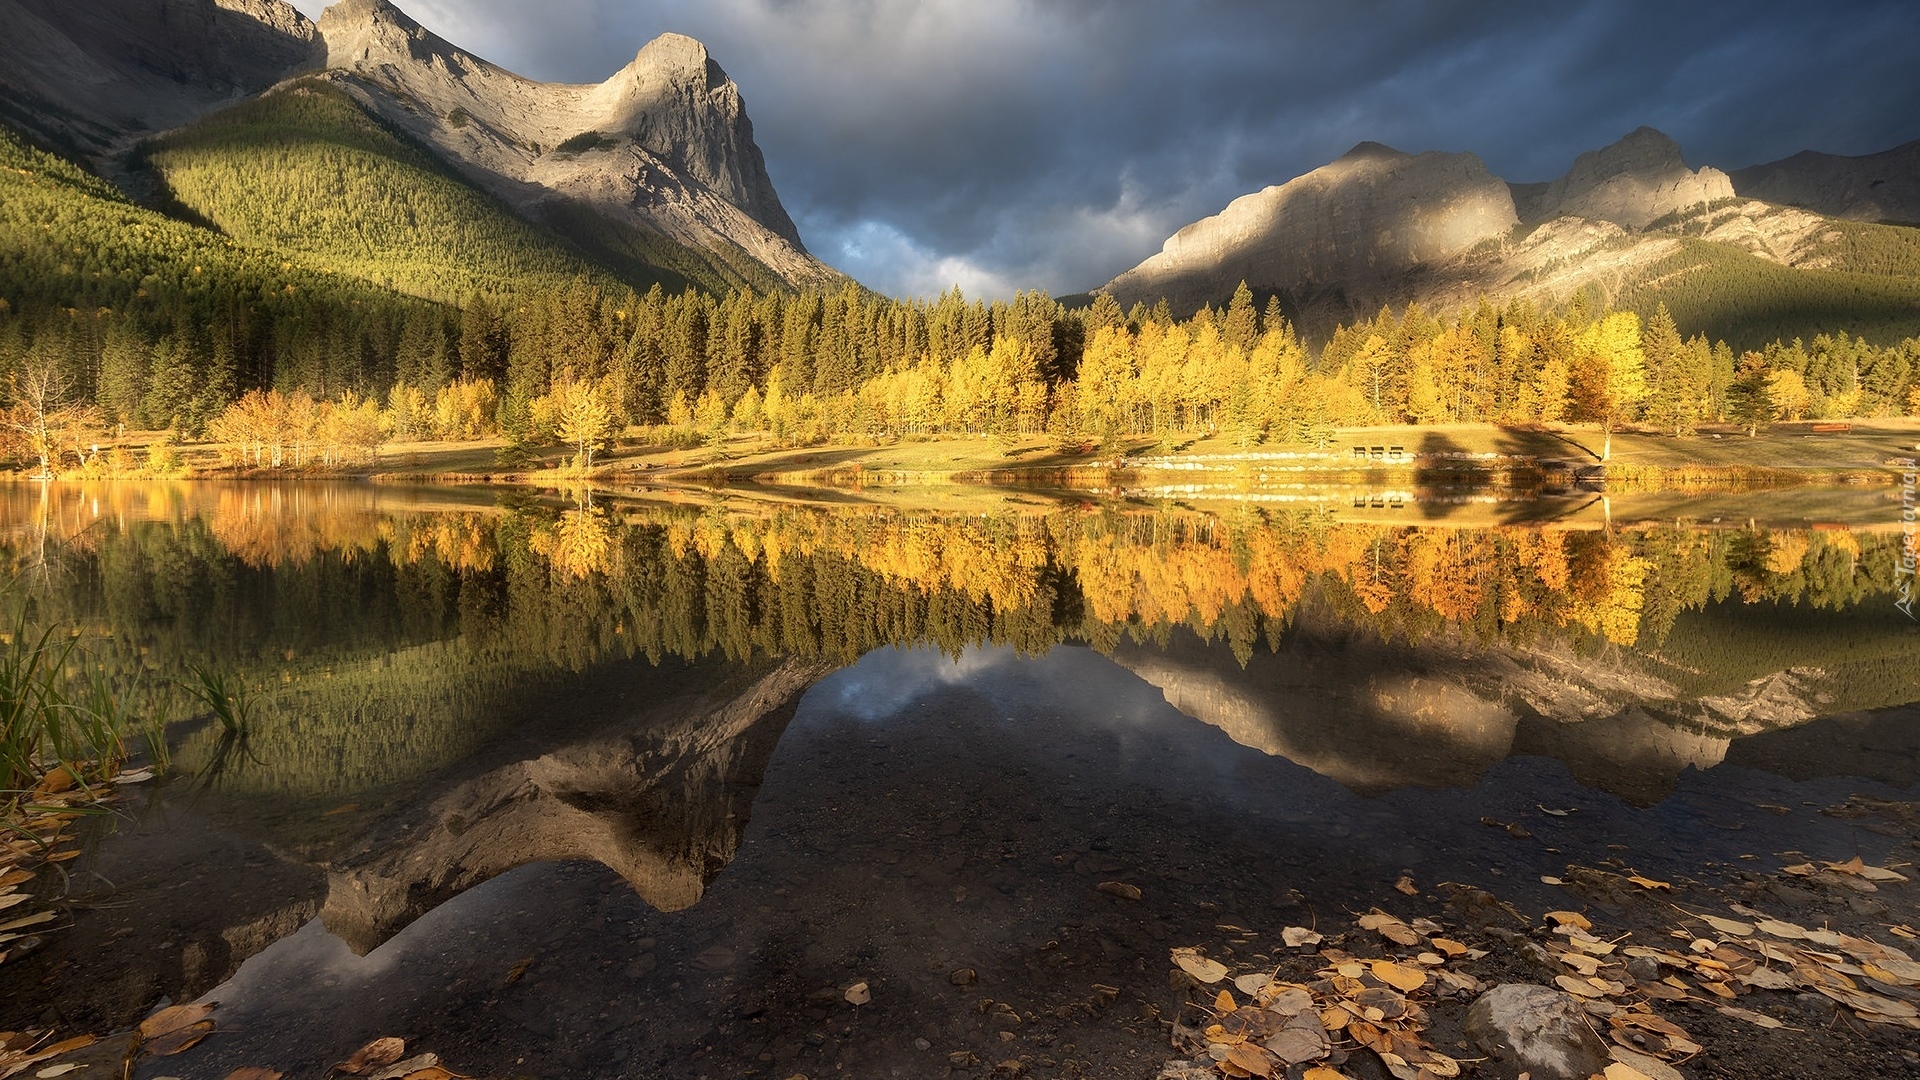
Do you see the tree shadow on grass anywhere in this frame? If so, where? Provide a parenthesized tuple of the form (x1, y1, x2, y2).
(1412, 429, 1471, 520)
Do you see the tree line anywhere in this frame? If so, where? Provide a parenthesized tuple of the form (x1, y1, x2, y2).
(12, 274, 1920, 470)
(7, 81, 1920, 473)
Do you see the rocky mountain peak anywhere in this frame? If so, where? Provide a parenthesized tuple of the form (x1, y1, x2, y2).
(626, 32, 716, 82)
(306, 0, 826, 284)
(580, 33, 792, 236)
(1730, 139, 1920, 224)
(1102, 145, 1517, 318)
(1337, 140, 1408, 163)
(318, 0, 466, 73)
(1580, 125, 1688, 176)
(1512, 125, 1733, 228)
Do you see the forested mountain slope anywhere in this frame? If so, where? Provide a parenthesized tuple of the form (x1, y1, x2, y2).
(136, 81, 635, 302)
(0, 122, 442, 425)
(0, 0, 839, 297)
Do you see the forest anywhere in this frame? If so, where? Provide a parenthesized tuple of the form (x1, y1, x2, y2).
(6, 266, 1920, 474)
(4, 99, 1920, 471)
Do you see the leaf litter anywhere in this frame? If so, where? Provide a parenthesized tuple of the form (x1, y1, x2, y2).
(1160, 848, 1920, 1080)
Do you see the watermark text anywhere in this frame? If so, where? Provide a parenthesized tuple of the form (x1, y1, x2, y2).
(1899, 457, 1917, 620)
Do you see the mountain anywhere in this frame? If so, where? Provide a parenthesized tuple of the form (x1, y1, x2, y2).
(1509, 126, 1733, 228)
(0, 0, 322, 158)
(1100, 127, 1920, 345)
(0, 0, 838, 296)
(1111, 622, 1898, 806)
(135, 80, 633, 301)
(310, 0, 837, 292)
(1731, 139, 1920, 226)
(1103, 141, 1518, 317)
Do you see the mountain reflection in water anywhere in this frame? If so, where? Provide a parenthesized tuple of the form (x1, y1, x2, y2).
(3, 482, 1914, 803)
(0, 480, 1914, 1053)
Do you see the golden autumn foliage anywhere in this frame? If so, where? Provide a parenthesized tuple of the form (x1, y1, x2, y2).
(14, 481, 1893, 666)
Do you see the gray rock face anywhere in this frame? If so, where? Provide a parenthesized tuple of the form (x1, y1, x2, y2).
(1731, 139, 1920, 225)
(1108, 626, 1850, 806)
(0, 0, 323, 154)
(1103, 141, 1518, 315)
(1512, 126, 1734, 229)
(1096, 126, 1838, 328)
(321, 657, 830, 954)
(314, 0, 835, 288)
(0, 0, 837, 290)
(1466, 983, 1612, 1080)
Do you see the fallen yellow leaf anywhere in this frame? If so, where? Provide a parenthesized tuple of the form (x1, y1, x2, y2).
(1371, 959, 1426, 993)
(339, 1036, 406, 1075)
(1171, 948, 1229, 984)
(142, 1020, 213, 1057)
(139, 1004, 213, 1041)
(1224, 1043, 1275, 1077)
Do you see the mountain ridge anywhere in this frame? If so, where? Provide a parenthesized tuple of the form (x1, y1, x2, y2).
(1730, 139, 1920, 226)
(0, 0, 838, 294)
(1099, 125, 1920, 342)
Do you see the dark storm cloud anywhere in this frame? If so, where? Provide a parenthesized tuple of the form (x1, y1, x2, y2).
(291, 0, 1919, 299)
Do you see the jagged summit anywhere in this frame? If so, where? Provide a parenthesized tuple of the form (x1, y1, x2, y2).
(1511, 125, 1733, 228)
(1097, 124, 1846, 330)
(307, 0, 820, 280)
(0, 0, 835, 291)
(623, 32, 717, 78)
(582, 33, 794, 236)
(318, 0, 468, 70)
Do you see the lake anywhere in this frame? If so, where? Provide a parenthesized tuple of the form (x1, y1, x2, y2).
(1, 480, 1916, 1079)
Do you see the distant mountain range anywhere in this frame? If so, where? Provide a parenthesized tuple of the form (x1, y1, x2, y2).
(1, 0, 1916, 348)
(1100, 126, 1920, 344)
(0, 0, 840, 296)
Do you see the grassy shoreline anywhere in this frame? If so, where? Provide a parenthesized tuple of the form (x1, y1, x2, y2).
(7, 420, 1916, 494)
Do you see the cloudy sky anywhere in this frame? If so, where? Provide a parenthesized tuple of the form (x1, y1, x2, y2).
(290, 0, 1919, 300)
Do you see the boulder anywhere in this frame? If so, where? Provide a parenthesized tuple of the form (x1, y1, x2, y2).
(1465, 983, 1611, 1080)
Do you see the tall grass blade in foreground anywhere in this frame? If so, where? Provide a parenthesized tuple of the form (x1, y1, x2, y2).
(182, 664, 262, 787)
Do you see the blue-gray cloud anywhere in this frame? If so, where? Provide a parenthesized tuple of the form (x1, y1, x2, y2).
(291, 0, 1920, 300)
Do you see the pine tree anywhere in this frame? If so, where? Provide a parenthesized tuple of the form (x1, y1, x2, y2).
(1727, 353, 1775, 436)
(143, 325, 204, 432)
(1221, 282, 1259, 356)
(97, 319, 149, 429)
(459, 294, 508, 383)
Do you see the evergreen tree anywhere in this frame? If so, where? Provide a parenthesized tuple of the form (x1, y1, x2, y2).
(97, 319, 149, 429)
(1726, 353, 1775, 436)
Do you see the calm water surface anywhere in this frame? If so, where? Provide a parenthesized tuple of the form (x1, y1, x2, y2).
(0, 481, 1915, 1078)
